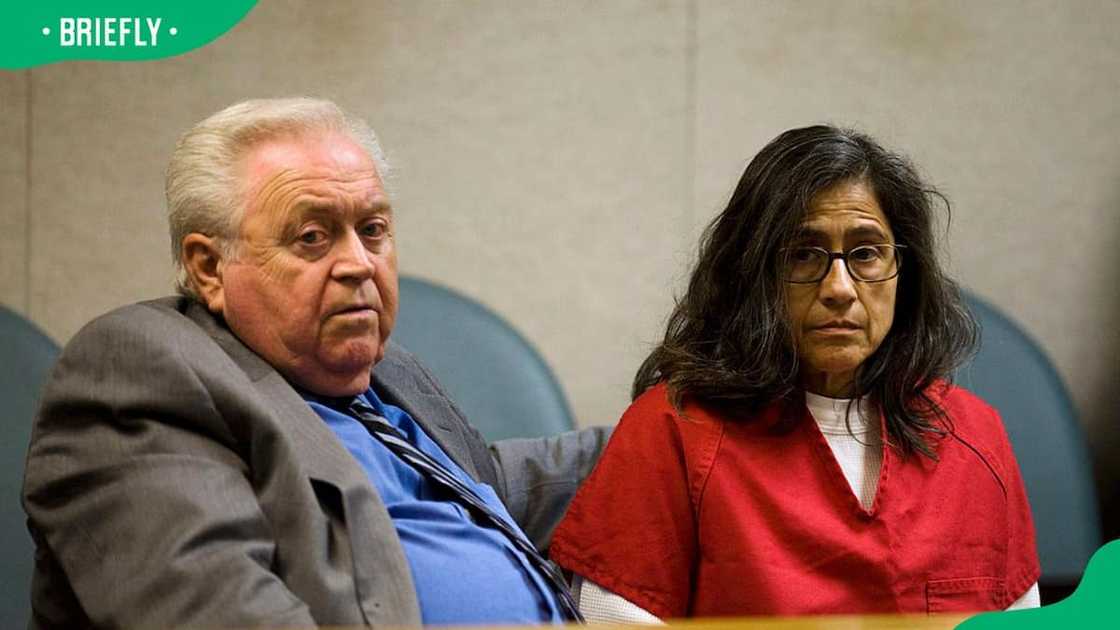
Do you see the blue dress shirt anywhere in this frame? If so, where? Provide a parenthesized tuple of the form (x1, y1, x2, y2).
(304, 388, 563, 626)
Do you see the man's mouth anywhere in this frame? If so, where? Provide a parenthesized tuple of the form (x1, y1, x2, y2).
(332, 304, 376, 316)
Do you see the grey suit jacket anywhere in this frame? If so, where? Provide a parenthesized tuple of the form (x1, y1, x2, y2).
(22, 297, 608, 629)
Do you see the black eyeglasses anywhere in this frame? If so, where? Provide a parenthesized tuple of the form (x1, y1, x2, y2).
(781, 244, 905, 283)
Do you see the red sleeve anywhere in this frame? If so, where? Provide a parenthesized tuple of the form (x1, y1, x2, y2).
(990, 404, 1042, 601)
(945, 387, 1042, 604)
(549, 384, 721, 618)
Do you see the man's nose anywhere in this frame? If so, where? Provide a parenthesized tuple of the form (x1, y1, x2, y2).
(331, 230, 375, 281)
(818, 258, 858, 306)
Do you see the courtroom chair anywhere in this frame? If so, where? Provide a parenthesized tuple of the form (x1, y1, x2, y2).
(392, 276, 575, 442)
(956, 291, 1102, 598)
(0, 305, 60, 627)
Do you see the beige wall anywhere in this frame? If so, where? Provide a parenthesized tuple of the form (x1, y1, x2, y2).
(0, 71, 27, 312)
(2, 0, 1118, 525)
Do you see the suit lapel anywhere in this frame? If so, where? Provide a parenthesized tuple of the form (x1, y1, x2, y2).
(255, 370, 375, 483)
(372, 346, 482, 480)
(183, 300, 367, 486)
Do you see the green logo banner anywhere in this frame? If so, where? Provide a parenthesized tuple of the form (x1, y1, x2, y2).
(958, 539, 1120, 629)
(0, 1, 258, 69)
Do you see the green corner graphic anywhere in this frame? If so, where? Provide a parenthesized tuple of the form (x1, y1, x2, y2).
(0, 1, 258, 69)
(958, 539, 1120, 629)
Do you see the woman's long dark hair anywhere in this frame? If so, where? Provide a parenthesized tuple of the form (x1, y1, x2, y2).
(633, 125, 978, 457)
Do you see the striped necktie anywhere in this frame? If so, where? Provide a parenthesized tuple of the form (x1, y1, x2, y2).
(348, 399, 584, 622)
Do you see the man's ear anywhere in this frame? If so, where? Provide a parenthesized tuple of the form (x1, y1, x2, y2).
(182, 234, 227, 314)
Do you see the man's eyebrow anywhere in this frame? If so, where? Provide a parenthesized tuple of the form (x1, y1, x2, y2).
(291, 204, 333, 220)
(290, 200, 393, 219)
(367, 199, 393, 214)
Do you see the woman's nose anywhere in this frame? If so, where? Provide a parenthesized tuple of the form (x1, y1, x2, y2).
(818, 258, 857, 305)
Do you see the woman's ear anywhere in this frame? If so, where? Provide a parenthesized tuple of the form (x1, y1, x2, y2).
(181, 233, 227, 314)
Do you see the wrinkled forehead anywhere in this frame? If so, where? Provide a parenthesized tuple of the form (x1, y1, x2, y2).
(242, 131, 380, 184)
(237, 132, 388, 224)
(797, 180, 893, 239)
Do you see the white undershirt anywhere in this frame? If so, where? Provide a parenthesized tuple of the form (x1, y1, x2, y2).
(804, 392, 882, 510)
(573, 393, 1040, 622)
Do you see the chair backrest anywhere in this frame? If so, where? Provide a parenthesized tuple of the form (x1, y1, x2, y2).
(956, 291, 1102, 586)
(391, 276, 575, 441)
(0, 305, 60, 627)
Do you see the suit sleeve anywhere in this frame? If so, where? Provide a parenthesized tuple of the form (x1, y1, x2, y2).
(488, 426, 611, 551)
(547, 386, 705, 619)
(22, 309, 318, 629)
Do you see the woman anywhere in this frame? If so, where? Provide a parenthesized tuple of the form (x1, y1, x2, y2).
(550, 125, 1040, 620)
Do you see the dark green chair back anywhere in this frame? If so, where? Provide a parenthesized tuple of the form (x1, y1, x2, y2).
(956, 291, 1102, 586)
(0, 305, 59, 627)
(392, 276, 575, 441)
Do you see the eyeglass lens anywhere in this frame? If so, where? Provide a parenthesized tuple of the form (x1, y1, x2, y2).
(786, 245, 899, 282)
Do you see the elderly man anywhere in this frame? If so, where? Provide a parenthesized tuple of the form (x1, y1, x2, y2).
(22, 98, 606, 629)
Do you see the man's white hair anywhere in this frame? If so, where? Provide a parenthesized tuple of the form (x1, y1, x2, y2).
(166, 97, 391, 298)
